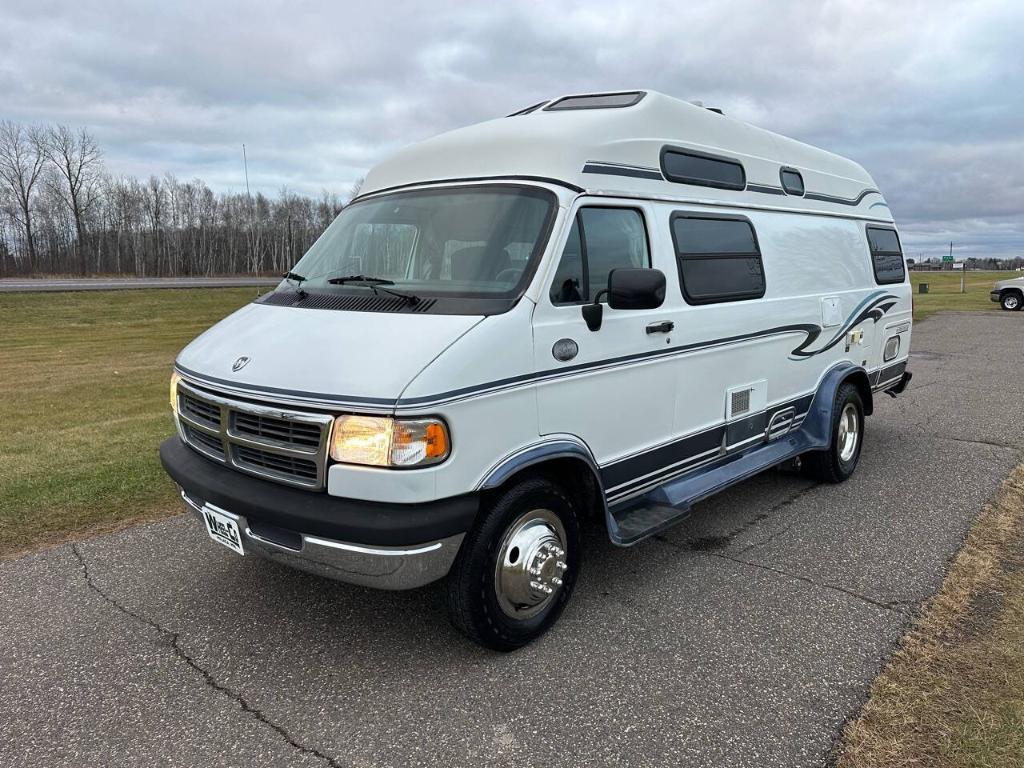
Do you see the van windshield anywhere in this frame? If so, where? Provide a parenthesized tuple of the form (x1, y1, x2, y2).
(283, 185, 557, 306)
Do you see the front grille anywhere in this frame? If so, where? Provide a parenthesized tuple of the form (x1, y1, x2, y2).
(233, 412, 321, 449)
(175, 380, 333, 489)
(182, 423, 226, 458)
(180, 392, 221, 428)
(233, 445, 319, 483)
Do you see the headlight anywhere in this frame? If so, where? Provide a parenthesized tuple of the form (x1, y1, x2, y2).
(330, 415, 450, 468)
(169, 371, 181, 413)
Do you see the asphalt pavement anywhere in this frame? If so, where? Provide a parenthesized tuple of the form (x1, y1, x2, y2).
(0, 277, 278, 292)
(1, 311, 1022, 767)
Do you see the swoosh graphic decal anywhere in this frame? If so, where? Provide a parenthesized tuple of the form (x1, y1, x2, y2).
(789, 291, 899, 359)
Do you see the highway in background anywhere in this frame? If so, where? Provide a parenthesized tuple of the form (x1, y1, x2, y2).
(0, 277, 279, 293)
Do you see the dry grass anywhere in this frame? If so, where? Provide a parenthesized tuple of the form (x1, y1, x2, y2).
(836, 466, 1024, 767)
(0, 288, 255, 558)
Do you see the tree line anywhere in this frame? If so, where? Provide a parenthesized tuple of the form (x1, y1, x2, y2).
(0, 120, 359, 277)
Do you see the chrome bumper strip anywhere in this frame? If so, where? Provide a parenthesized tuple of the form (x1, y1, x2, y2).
(180, 490, 462, 590)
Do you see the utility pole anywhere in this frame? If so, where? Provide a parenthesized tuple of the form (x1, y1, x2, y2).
(243, 144, 256, 275)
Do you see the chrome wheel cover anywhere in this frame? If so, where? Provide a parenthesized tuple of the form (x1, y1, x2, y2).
(494, 508, 568, 619)
(1005, 295, 1019, 310)
(837, 402, 860, 462)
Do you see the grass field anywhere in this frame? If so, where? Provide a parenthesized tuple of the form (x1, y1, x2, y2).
(910, 270, 1019, 321)
(0, 288, 254, 558)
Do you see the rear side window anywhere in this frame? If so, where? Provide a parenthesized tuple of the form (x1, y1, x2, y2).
(866, 226, 906, 284)
(780, 168, 804, 196)
(549, 208, 649, 305)
(671, 214, 765, 304)
(661, 148, 746, 191)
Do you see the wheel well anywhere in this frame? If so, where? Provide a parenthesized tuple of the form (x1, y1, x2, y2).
(844, 369, 874, 416)
(1002, 288, 1023, 298)
(482, 457, 604, 523)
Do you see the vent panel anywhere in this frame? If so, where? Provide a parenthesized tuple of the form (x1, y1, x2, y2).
(731, 389, 751, 416)
(259, 290, 437, 313)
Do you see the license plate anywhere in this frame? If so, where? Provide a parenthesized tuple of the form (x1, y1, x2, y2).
(202, 506, 244, 556)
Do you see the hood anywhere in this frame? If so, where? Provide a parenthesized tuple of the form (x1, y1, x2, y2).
(995, 276, 1024, 289)
(176, 302, 483, 408)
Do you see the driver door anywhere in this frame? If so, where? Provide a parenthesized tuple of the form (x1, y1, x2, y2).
(532, 201, 678, 481)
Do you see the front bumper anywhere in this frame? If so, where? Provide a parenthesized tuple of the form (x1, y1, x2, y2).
(179, 490, 463, 589)
(991, 290, 1001, 303)
(160, 437, 476, 590)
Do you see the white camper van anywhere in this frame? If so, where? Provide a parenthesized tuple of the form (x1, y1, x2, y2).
(161, 91, 913, 650)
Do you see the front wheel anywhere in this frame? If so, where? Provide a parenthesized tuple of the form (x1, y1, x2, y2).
(803, 382, 864, 483)
(1001, 291, 1022, 311)
(445, 477, 580, 651)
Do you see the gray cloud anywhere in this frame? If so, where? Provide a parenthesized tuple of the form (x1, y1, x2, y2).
(1, 0, 1021, 258)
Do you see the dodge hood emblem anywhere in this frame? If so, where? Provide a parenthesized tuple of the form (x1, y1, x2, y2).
(232, 356, 250, 372)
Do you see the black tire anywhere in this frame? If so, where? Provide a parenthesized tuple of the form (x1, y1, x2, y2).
(802, 382, 864, 483)
(445, 477, 580, 651)
(1000, 291, 1022, 311)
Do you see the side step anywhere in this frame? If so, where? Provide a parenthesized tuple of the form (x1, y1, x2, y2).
(608, 431, 817, 546)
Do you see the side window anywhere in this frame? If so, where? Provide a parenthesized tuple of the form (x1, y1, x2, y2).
(549, 208, 649, 305)
(780, 168, 804, 196)
(671, 214, 765, 304)
(866, 226, 905, 284)
(661, 148, 746, 191)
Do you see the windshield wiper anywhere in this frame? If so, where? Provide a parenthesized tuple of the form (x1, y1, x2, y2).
(327, 275, 420, 305)
(282, 270, 307, 297)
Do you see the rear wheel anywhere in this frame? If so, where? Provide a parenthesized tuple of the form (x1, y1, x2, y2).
(803, 382, 864, 483)
(1001, 291, 1021, 311)
(445, 477, 580, 651)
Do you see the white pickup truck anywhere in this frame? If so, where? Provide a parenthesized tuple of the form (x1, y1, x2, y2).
(991, 276, 1024, 311)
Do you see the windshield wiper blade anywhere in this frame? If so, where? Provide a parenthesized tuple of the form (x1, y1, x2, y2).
(327, 274, 395, 286)
(282, 270, 307, 297)
(327, 274, 419, 305)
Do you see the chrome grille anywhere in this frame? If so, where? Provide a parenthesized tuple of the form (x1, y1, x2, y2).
(232, 445, 319, 483)
(175, 380, 333, 489)
(233, 412, 321, 449)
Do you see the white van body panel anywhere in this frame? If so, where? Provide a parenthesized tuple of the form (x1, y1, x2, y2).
(176, 301, 484, 408)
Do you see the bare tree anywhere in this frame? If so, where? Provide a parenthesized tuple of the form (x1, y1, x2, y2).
(0, 119, 346, 278)
(44, 124, 104, 273)
(347, 176, 364, 204)
(0, 121, 48, 272)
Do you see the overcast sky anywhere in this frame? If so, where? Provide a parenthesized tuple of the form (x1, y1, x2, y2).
(2, 0, 1022, 259)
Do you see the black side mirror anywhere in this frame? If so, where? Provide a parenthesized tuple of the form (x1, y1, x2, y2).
(607, 268, 666, 310)
(581, 268, 667, 332)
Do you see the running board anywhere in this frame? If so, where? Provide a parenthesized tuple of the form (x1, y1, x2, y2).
(608, 431, 817, 546)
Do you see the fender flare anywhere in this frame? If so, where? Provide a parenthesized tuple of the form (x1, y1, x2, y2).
(476, 437, 607, 506)
(803, 362, 872, 449)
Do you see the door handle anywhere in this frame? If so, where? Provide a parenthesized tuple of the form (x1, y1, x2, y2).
(645, 321, 674, 334)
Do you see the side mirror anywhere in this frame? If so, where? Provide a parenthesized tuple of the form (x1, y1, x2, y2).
(581, 268, 667, 332)
(608, 268, 666, 310)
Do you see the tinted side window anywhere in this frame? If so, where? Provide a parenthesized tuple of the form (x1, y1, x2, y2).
(661, 149, 745, 191)
(671, 215, 765, 304)
(866, 226, 905, 284)
(549, 208, 649, 305)
(780, 169, 804, 196)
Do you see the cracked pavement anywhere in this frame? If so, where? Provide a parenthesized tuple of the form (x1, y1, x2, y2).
(2, 311, 1022, 767)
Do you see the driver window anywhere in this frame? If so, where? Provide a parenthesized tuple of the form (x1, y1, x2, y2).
(549, 207, 649, 305)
